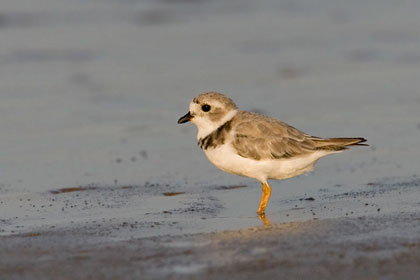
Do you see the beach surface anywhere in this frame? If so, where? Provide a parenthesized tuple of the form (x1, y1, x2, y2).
(1, 0, 420, 278)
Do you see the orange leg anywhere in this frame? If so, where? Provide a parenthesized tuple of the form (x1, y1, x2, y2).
(258, 212, 272, 226)
(257, 182, 271, 214)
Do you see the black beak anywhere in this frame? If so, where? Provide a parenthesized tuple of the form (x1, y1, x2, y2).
(177, 112, 192, 124)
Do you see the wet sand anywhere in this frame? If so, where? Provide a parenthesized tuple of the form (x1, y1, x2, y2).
(2, 210, 420, 279)
(1, 0, 420, 278)
(2, 177, 420, 279)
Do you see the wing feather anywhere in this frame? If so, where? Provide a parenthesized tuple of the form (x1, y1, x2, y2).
(231, 111, 317, 160)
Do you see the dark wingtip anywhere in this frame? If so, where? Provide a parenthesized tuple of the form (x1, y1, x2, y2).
(351, 138, 368, 146)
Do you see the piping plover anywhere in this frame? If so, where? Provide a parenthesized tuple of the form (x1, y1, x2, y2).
(178, 92, 367, 215)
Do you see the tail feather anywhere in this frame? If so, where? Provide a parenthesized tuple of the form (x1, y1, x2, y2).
(310, 137, 367, 151)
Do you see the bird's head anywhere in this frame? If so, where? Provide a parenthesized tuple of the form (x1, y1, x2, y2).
(178, 92, 238, 139)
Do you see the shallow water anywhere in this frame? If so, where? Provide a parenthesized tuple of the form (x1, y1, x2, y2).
(0, 0, 420, 237)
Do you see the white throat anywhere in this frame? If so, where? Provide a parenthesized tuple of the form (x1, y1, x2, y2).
(195, 109, 238, 140)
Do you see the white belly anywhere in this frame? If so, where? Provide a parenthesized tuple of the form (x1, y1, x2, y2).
(203, 143, 337, 182)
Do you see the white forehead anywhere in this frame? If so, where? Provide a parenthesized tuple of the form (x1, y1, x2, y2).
(189, 99, 225, 111)
(187, 92, 238, 113)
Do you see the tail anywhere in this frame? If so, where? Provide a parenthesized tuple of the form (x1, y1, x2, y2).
(310, 137, 368, 151)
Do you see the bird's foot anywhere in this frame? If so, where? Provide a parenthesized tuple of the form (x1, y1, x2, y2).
(258, 212, 271, 226)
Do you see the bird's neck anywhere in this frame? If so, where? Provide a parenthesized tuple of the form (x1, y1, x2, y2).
(196, 109, 238, 140)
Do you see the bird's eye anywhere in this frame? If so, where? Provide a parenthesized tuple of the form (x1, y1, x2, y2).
(201, 104, 211, 112)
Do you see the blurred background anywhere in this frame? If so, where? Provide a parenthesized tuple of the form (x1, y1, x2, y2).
(1, 0, 419, 195)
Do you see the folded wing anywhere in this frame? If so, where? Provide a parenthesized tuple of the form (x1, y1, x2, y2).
(232, 111, 366, 160)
